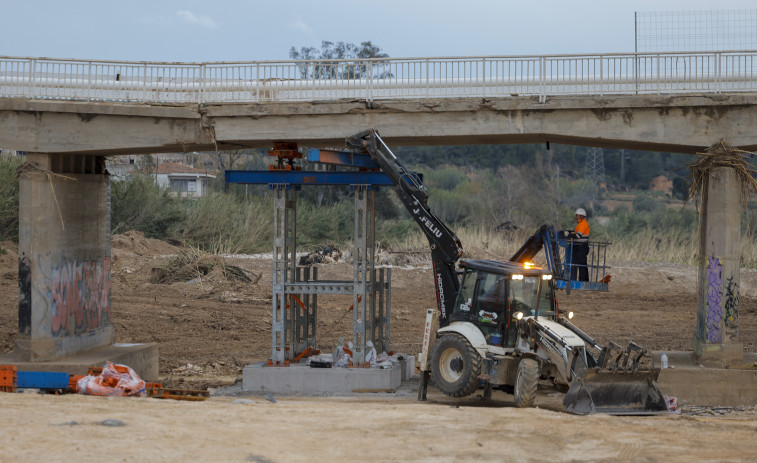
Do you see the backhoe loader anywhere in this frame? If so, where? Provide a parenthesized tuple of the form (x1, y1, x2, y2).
(346, 129, 667, 415)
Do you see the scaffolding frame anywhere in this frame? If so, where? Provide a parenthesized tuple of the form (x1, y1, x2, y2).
(268, 183, 391, 365)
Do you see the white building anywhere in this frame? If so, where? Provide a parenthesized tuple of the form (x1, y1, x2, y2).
(154, 162, 216, 198)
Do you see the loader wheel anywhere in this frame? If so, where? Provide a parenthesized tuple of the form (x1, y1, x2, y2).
(513, 358, 539, 408)
(430, 333, 481, 398)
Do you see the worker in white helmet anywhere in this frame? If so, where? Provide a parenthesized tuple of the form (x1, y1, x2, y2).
(569, 208, 590, 281)
(573, 208, 590, 239)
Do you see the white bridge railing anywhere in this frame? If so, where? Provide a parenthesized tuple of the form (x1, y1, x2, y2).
(1, 52, 756, 104)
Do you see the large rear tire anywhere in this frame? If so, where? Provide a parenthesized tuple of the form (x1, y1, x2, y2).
(430, 333, 481, 397)
(513, 358, 539, 408)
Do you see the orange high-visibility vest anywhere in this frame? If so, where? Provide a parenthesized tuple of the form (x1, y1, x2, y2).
(574, 218, 590, 238)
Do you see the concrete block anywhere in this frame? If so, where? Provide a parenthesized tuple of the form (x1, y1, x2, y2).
(693, 338, 744, 368)
(0, 343, 159, 382)
(242, 363, 401, 394)
(654, 351, 757, 407)
(399, 355, 416, 381)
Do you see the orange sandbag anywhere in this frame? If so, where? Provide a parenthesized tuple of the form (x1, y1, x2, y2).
(76, 362, 146, 397)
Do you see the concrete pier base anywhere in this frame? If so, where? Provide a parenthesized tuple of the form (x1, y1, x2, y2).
(655, 351, 757, 407)
(0, 343, 159, 382)
(242, 363, 401, 395)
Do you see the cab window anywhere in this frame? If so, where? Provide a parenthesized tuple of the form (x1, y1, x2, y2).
(509, 276, 555, 318)
(475, 273, 507, 345)
(452, 269, 476, 317)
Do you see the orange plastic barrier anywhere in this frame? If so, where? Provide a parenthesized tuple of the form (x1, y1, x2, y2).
(76, 362, 146, 397)
(0, 365, 17, 392)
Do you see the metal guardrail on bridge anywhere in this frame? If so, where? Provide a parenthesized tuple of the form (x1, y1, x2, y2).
(0, 51, 756, 104)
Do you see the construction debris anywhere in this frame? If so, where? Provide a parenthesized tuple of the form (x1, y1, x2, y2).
(76, 362, 146, 397)
(150, 248, 256, 284)
(1, 362, 208, 401)
(683, 405, 757, 416)
(101, 419, 126, 427)
(298, 245, 341, 266)
(306, 342, 409, 371)
(146, 385, 209, 401)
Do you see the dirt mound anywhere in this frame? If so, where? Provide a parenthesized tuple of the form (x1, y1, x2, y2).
(0, 241, 18, 282)
(111, 230, 179, 257)
(377, 250, 428, 267)
(0, 241, 18, 259)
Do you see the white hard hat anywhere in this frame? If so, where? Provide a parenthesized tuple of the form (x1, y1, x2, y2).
(575, 208, 586, 216)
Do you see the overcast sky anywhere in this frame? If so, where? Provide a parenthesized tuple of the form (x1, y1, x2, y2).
(1, 1, 756, 62)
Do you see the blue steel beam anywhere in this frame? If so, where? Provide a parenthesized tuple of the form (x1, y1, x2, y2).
(225, 170, 393, 186)
(306, 148, 379, 169)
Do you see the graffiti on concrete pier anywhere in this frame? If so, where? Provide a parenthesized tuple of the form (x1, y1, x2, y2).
(50, 257, 111, 336)
(724, 275, 739, 342)
(705, 256, 723, 343)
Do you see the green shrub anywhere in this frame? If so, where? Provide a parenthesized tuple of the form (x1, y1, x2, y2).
(0, 156, 22, 242)
(632, 195, 660, 213)
(179, 193, 273, 254)
(296, 200, 353, 247)
(426, 167, 468, 191)
(376, 219, 417, 246)
(110, 173, 185, 238)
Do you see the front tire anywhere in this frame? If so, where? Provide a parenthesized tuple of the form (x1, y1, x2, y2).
(430, 333, 481, 397)
(513, 358, 539, 408)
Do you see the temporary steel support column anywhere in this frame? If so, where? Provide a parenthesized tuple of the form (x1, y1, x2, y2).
(353, 186, 390, 363)
(271, 185, 298, 365)
(264, 182, 390, 365)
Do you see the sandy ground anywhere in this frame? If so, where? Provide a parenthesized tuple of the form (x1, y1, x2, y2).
(1, 232, 757, 462)
(1, 389, 756, 463)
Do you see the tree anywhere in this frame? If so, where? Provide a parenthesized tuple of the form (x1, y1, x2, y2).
(290, 40, 389, 61)
(289, 41, 392, 79)
(215, 149, 251, 193)
(495, 165, 529, 225)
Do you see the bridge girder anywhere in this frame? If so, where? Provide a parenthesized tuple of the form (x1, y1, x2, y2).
(2, 94, 757, 154)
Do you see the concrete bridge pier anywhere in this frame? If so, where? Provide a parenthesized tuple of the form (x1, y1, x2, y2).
(16, 153, 113, 359)
(0, 153, 157, 379)
(694, 166, 744, 367)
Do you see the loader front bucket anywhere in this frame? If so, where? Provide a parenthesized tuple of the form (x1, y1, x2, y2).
(563, 369, 668, 415)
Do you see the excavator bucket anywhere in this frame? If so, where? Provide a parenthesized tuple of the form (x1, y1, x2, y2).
(563, 369, 668, 415)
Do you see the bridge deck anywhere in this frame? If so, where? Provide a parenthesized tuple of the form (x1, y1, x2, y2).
(2, 51, 756, 104)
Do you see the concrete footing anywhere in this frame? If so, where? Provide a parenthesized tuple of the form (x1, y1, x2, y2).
(655, 351, 757, 407)
(0, 343, 159, 382)
(242, 362, 401, 394)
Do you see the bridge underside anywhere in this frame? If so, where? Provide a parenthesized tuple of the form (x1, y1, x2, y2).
(0, 92, 754, 382)
(2, 93, 757, 155)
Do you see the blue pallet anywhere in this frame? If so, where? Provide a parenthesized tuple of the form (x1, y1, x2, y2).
(17, 371, 70, 389)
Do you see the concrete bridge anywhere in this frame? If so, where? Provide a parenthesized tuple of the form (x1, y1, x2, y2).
(2, 52, 757, 154)
(0, 52, 756, 386)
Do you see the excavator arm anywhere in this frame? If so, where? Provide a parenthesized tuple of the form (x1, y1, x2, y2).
(347, 129, 463, 326)
(510, 224, 562, 269)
